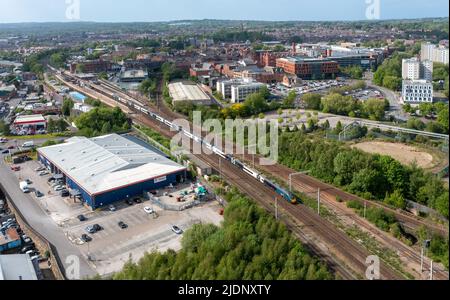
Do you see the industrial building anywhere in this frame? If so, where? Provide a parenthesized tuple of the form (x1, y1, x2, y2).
(13, 114, 47, 133)
(0, 254, 39, 280)
(167, 81, 212, 106)
(37, 134, 187, 210)
(119, 70, 148, 83)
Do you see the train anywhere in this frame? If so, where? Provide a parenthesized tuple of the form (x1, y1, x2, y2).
(64, 73, 298, 204)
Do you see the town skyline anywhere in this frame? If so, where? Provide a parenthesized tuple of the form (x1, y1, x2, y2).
(0, 0, 448, 23)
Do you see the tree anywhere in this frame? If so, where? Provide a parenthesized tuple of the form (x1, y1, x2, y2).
(362, 98, 386, 121)
(384, 190, 407, 210)
(302, 93, 322, 110)
(437, 106, 449, 132)
(0, 120, 11, 135)
(321, 93, 359, 116)
(62, 98, 74, 117)
(282, 91, 297, 108)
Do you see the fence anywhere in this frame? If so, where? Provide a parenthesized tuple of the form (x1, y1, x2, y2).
(0, 183, 66, 280)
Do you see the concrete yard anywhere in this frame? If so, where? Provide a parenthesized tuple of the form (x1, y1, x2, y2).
(10, 159, 224, 277)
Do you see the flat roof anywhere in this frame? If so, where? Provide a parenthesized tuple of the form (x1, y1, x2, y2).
(13, 114, 46, 125)
(0, 255, 38, 280)
(168, 81, 210, 102)
(37, 134, 186, 196)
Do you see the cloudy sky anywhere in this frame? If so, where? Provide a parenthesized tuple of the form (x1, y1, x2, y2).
(0, 0, 448, 23)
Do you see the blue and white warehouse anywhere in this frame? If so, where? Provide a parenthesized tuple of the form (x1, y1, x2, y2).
(37, 134, 186, 209)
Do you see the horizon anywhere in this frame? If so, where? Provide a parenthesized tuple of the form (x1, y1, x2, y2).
(0, 0, 448, 23)
(0, 16, 449, 26)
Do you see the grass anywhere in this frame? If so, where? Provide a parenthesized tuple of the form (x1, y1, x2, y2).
(4, 132, 74, 140)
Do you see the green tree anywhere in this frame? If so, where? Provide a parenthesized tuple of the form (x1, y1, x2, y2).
(302, 93, 322, 110)
(62, 98, 74, 117)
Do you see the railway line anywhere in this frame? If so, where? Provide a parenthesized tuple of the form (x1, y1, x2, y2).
(98, 78, 448, 237)
(83, 75, 449, 279)
(51, 71, 410, 280)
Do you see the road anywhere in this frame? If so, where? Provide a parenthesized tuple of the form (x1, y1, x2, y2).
(0, 157, 96, 279)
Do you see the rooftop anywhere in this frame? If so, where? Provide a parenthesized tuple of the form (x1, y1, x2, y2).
(0, 255, 38, 280)
(13, 114, 46, 125)
(37, 134, 186, 196)
(168, 81, 210, 102)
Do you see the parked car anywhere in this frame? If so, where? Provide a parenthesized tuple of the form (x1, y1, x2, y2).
(93, 224, 102, 232)
(133, 198, 142, 204)
(35, 190, 44, 198)
(20, 245, 35, 254)
(77, 215, 87, 222)
(25, 179, 32, 184)
(35, 167, 46, 172)
(39, 171, 49, 176)
(21, 234, 32, 244)
(60, 190, 70, 197)
(10, 166, 20, 171)
(1, 150, 9, 154)
(54, 185, 65, 192)
(118, 221, 128, 229)
(108, 205, 116, 212)
(171, 225, 183, 235)
(81, 234, 92, 243)
(144, 207, 154, 214)
(30, 255, 42, 262)
(85, 225, 96, 234)
(125, 199, 134, 206)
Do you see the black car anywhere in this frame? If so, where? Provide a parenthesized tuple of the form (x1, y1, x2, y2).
(77, 215, 87, 222)
(1, 150, 9, 154)
(118, 221, 128, 229)
(81, 234, 92, 243)
(133, 198, 142, 204)
(60, 190, 70, 197)
(35, 190, 44, 198)
(93, 224, 102, 232)
(125, 199, 134, 206)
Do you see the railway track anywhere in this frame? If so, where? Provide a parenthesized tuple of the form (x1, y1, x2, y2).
(92, 77, 450, 279)
(54, 74, 411, 280)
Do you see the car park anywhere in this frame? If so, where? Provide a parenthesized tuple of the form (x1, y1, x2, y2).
(171, 225, 183, 235)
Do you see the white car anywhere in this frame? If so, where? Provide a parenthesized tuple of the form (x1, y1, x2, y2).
(54, 185, 65, 192)
(171, 225, 183, 235)
(108, 205, 117, 212)
(144, 207, 154, 214)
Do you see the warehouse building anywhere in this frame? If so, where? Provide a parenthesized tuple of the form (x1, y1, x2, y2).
(168, 81, 212, 106)
(37, 134, 187, 210)
(13, 114, 47, 134)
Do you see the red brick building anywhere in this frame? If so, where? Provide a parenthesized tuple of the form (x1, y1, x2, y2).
(276, 57, 339, 79)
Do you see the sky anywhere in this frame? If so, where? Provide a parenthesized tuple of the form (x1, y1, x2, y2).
(0, 0, 448, 23)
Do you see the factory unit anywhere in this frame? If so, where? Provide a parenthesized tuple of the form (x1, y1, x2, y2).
(37, 134, 187, 210)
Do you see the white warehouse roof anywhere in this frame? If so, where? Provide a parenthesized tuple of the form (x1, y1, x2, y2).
(37, 134, 186, 196)
(168, 81, 211, 102)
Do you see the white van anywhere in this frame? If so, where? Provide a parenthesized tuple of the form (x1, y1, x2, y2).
(22, 141, 34, 148)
